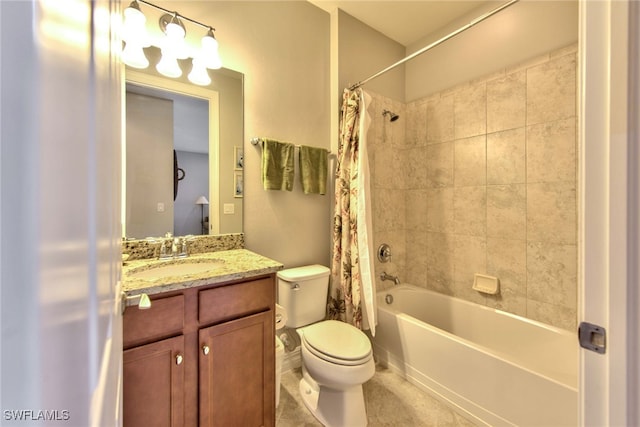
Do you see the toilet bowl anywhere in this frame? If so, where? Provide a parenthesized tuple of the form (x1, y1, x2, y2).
(297, 320, 375, 427)
(277, 266, 375, 427)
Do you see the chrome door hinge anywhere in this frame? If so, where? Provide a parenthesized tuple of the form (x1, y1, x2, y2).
(579, 322, 606, 354)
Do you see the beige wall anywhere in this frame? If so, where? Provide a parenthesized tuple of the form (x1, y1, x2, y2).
(337, 9, 405, 103)
(369, 45, 579, 331)
(154, 1, 332, 268)
(214, 71, 244, 234)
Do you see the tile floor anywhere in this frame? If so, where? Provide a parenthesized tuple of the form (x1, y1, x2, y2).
(276, 364, 478, 426)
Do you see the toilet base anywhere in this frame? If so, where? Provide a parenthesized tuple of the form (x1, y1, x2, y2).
(298, 370, 368, 427)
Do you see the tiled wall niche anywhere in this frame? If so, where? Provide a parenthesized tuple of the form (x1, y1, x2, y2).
(368, 44, 578, 331)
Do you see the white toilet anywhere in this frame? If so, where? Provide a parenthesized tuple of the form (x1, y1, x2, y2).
(277, 265, 375, 427)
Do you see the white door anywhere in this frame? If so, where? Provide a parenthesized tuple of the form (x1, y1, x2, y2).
(580, 0, 640, 425)
(0, 1, 122, 426)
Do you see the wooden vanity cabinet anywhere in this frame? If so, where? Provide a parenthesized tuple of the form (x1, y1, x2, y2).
(123, 335, 185, 427)
(123, 275, 276, 427)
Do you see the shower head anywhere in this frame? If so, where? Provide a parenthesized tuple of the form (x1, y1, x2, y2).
(382, 109, 399, 122)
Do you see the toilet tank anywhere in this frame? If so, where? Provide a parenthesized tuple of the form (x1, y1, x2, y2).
(277, 265, 330, 328)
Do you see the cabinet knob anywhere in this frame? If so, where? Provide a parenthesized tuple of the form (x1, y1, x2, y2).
(176, 354, 183, 365)
(202, 345, 210, 356)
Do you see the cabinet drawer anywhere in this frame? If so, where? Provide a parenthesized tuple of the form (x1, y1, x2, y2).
(199, 277, 274, 325)
(123, 294, 184, 349)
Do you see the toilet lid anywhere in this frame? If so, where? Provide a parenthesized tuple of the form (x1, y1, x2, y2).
(302, 320, 372, 362)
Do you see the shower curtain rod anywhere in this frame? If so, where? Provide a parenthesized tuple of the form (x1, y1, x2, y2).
(348, 0, 519, 91)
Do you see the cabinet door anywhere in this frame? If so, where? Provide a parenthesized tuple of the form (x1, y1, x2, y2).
(199, 311, 274, 427)
(123, 335, 185, 427)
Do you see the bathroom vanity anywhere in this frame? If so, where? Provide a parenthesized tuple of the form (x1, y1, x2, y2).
(122, 249, 283, 427)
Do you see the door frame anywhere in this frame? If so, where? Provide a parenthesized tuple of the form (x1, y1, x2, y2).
(579, 0, 639, 425)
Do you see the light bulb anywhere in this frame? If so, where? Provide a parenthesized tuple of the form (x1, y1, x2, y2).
(156, 50, 182, 78)
(122, 1, 150, 47)
(122, 42, 149, 69)
(201, 30, 222, 69)
(188, 59, 211, 86)
(165, 21, 185, 41)
(160, 14, 189, 59)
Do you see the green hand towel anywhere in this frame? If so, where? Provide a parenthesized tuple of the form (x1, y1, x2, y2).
(299, 145, 328, 195)
(261, 138, 295, 191)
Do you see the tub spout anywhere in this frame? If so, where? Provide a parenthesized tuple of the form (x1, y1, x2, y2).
(380, 272, 400, 285)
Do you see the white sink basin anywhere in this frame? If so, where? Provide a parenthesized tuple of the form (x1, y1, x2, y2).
(128, 259, 225, 280)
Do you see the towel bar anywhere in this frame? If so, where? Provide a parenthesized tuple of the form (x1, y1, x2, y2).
(250, 137, 332, 154)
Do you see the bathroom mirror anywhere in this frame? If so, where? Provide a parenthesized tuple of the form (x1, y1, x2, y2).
(123, 61, 244, 239)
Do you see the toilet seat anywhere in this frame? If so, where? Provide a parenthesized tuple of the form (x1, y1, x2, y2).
(301, 320, 372, 366)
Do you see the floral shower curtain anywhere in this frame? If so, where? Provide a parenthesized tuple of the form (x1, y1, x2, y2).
(327, 88, 376, 335)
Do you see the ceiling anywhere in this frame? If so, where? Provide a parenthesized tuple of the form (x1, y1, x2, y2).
(308, 0, 493, 46)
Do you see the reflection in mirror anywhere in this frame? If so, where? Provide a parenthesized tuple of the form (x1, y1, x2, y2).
(124, 64, 243, 239)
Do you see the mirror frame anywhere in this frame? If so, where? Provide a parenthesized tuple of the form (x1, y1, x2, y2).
(123, 70, 221, 237)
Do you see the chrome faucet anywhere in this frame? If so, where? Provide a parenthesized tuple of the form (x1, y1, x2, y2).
(380, 272, 400, 285)
(157, 232, 189, 260)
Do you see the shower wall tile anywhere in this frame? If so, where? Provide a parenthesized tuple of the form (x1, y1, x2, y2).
(373, 142, 393, 188)
(426, 94, 455, 143)
(374, 142, 405, 190)
(527, 181, 576, 244)
(374, 188, 405, 232)
(526, 241, 577, 309)
(486, 70, 526, 133)
(369, 43, 578, 331)
(425, 142, 454, 188)
(405, 189, 428, 232)
(404, 146, 427, 189)
(426, 187, 454, 233)
(392, 103, 407, 147)
(487, 128, 526, 184)
(405, 262, 428, 290)
(526, 118, 576, 183)
(486, 184, 526, 240)
(526, 54, 577, 126)
(369, 95, 385, 147)
(453, 235, 487, 304)
(454, 135, 486, 187)
(526, 300, 576, 331)
(405, 101, 426, 146)
(454, 84, 486, 139)
(454, 186, 486, 237)
(393, 145, 406, 190)
(486, 238, 527, 316)
(406, 231, 428, 288)
(426, 232, 454, 295)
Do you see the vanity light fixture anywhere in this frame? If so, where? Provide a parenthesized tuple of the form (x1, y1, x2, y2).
(200, 28, 222, 70)
(122, 1, 150, 46)
(122, 41, 150, 69)
(121, 1, 150, 69)
(121, 0, 222, 84)
(188, 58, 212, 86)
(156, 14, 184, 79)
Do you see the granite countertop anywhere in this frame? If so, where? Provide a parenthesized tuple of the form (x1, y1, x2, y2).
(122, 249, 284, 297)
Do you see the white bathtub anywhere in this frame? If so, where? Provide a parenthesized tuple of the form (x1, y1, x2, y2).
(372, 284, 578, 427)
